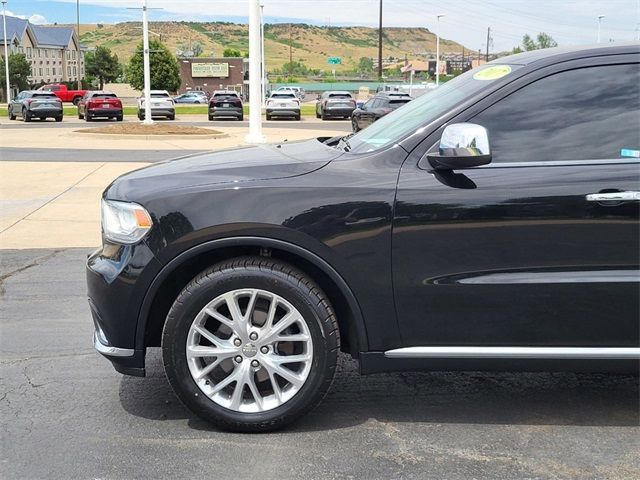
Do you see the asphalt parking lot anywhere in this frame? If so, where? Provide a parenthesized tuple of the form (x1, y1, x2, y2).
(1, 120, 639, 479)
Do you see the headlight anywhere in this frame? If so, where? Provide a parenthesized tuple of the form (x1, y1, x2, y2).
(101, 199, 153, 244)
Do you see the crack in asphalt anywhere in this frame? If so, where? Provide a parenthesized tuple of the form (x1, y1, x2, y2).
(0, 250, 62, 297)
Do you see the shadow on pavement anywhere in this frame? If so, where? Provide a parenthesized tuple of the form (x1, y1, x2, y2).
(118, 349, 640, 433)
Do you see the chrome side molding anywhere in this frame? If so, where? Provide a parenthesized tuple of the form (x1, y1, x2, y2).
(384, 346, 640, 360)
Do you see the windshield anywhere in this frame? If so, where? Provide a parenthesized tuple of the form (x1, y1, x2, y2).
(347, 64, 521, 153)
(271, 94, 295, 99)
(151, 93, 170, 98)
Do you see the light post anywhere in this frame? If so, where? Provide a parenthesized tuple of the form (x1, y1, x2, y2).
(2, 0, 11, 103)
(597, 15, 605, 43)
(141, 0, 152, 124)
(435, 14, 445, 86)
(245, 0, 265, 143)
(76, 0, 82, 89)
(260, 4, 266, 108)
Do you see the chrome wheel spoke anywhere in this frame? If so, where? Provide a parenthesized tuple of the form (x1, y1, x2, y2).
(275, 333, 310, 343)
(193, 325, 224, 348)
(271, 353, 312, 365)
(260, 311, 302, 345)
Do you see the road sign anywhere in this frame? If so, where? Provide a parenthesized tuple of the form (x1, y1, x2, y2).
(327, 57, 341, 65)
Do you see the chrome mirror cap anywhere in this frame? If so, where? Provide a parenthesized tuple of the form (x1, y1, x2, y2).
(428, 123, 492, 170)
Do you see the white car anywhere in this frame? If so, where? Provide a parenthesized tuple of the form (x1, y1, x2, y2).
(266, 92, 301, 120)
(273, 86, 305, 100)
(137, 90, 175, 120)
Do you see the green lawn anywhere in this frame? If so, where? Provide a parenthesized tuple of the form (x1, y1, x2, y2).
(1, 104, 318, 117)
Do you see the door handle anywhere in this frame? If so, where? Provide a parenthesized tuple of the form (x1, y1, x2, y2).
(586, 191, 640, 202)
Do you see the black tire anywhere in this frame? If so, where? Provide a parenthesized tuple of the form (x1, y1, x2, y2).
(351, 118, 359, 132)
(23, 109, 31, 122)
(138, 113, 144, 121)
(208, 115, 214, 121)
(321, 112, 327, 121)
(238, 114, 244, 121)
(295, 114, 301, 121)
(162, 256, 339, 432)
(55, 116, 63, 122)
(72, 96, 82, 106)
(168, 114, 175, 120)
(266, 113, 272, 120)
(8, 108, 15, 120)
(78, 110, 84, 119)
(316, 109, 321, 119)
(85, 112, 92, 122)
(117, 115, 123, 122)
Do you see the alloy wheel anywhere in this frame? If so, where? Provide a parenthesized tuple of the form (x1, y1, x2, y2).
(185, 288, 313, 413)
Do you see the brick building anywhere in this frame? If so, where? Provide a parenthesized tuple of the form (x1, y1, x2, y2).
(178, 57, 247, 97)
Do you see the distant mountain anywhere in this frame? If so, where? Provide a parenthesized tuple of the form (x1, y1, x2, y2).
(75, 21, 470, 73)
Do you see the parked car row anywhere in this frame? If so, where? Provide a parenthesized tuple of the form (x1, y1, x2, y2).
(7, 87, 414, 126)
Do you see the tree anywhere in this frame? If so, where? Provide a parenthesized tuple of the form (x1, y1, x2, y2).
(358, 57, 374, 74)
(85, 46, 121, 89)
(1, 53, 32, 97)
(521, 32, 558, 51)
(177, 41, 203, 58)
(126, 39, 181, 92)
(223, 48, 243, 57)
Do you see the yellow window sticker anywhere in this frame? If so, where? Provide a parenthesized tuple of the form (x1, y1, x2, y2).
(473, 65, 512, 81)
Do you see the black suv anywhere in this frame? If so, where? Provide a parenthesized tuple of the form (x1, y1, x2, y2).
(8, 90, 63, 122)
(88, 45, 639, 432)
(351, 91, 412, 131)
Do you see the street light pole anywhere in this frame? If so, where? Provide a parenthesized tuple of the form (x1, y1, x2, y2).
(377, 0, 383, 80)
(2, 0, 10, 103)
(597, 15, 605, 43)
(142, 0, 153, 124)
(435, 14, 445, 86)
(76, 0, 82, 89)
(245, 0, 265, 143)
(260, 4, 265, 108)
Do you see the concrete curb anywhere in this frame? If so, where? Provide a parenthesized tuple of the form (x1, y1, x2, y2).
(69, 130, 229, 141)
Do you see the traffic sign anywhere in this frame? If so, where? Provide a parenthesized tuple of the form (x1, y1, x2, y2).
(327, 57, 341, 65)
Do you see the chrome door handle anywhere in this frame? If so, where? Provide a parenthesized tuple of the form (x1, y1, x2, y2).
(586, 191, 640, 202)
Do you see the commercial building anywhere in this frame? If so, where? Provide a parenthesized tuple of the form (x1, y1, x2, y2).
(0, 15, 85, 89)
(178, 57, 247, 97)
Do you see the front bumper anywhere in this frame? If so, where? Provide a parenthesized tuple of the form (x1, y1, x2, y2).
(87, 242, 161, 377)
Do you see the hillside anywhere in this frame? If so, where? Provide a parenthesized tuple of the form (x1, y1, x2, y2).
(75, 21, 468, 73)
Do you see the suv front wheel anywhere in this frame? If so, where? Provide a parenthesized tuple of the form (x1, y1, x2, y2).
(162, 257, 339, 432)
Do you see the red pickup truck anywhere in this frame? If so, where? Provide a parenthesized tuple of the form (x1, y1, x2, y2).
(38, 84, 88, 105)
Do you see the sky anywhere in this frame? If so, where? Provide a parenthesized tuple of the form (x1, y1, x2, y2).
(5, 0, 640, 51)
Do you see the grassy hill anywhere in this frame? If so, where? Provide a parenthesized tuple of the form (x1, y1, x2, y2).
(76, 21, 469, 74)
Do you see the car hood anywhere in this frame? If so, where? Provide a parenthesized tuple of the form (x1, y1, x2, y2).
(105, 138, 343, 201)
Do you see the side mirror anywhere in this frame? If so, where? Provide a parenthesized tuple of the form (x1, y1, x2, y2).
(427, 123, 491, 170)
(316, 94, 321, 101)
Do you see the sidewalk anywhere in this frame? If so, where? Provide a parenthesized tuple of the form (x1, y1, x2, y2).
(0, 120, 346, 249)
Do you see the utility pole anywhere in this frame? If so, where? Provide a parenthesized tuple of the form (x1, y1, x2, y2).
(260, 4, 265, 107)
(76, 0, 82, 89)
(597, 15, 605, 43)
(2, 0, 10, 103)
(245, 0, 265, 143)
(141, 0, 152, 124)
(288, 23, 293, 79)
(436, 14, 445, 86)
(485, 27, 491, 62)
(377, 0, 383, 80)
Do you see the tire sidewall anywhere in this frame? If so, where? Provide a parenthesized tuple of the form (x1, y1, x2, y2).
(163, 263, 336, 430)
